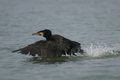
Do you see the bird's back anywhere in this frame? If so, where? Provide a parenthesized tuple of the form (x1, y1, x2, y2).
(51, 34, 83, 55)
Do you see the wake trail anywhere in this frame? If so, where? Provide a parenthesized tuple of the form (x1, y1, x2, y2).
(78, 43, 120, 57)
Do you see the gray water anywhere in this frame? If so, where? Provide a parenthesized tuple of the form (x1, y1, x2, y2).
(0, 0, 120, 80)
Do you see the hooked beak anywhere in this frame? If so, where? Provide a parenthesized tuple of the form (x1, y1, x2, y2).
(32, 33, 39, 35)
(32, 32, 44, 36)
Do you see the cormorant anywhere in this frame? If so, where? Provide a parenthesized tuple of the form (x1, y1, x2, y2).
(12, 29, 85, 58)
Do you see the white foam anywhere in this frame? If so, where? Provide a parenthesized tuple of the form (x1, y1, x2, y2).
(83, 43, 120, 57)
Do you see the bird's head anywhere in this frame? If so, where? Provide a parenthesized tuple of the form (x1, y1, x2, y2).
(32, 29, 52, 40)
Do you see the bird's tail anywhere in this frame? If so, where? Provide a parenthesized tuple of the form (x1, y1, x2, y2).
(79, 48, 87, 55)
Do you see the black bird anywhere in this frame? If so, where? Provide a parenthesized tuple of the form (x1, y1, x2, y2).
(12, 29, 85, 58)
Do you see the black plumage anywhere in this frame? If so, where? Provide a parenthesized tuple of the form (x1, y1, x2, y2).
(12, 29, 85, 58)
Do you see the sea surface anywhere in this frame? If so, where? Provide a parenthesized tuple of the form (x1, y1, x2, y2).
(0, 0, 120, 80)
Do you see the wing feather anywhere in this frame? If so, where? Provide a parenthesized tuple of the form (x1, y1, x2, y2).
(12, 40, 66, 58)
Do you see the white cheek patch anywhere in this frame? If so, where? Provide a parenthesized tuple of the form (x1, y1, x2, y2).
(39, 32, 44, 36)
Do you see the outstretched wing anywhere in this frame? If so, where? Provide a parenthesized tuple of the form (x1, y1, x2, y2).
(12, 40, 69, 58)
(12, 35, 85, 58)
(52, 35, 84, 55)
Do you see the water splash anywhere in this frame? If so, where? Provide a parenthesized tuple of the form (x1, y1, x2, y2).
(83, 43, 120, 57)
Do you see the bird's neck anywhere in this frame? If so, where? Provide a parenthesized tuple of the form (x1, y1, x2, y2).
(44, 33, 52, 40)
(46, 37, 51, 40)
(45, 35, 52, 40)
